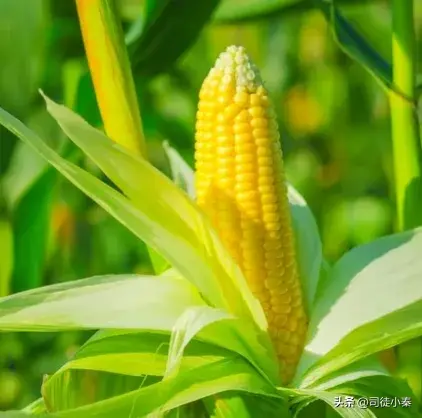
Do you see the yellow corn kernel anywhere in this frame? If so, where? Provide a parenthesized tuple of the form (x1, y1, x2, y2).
(194, 45, 307, 383)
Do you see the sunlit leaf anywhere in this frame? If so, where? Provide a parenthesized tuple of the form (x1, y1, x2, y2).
(0, 272, 203, 332)
(48, 357, 280, 417)
(296, 228, 422, 387)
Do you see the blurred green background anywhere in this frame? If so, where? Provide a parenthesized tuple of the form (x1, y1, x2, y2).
(0, 0, 421, 410)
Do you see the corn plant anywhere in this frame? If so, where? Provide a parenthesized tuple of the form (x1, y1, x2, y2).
(0, 0, 422, 417)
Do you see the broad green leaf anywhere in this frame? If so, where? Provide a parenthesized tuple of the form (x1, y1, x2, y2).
(48, 357, 280, 417)
(296, 228, 422, 387)
(40, 95, 266, 331)
(163, 142, 323, 314)
(0, 218, 13, 297)
(0, 272, 203, 332)
(129, 0, 221, 77)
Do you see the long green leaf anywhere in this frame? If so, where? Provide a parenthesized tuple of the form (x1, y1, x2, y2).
(296, 228, 422, 387)
(48, 357, 280, 417)
(318, 1, 396, 97)
(129, 0, 221, 77)
(43, 332, 236, 411)
(0, 272, 203, 332)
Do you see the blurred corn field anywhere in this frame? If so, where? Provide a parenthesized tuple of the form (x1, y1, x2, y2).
(0, 0, 421, 410)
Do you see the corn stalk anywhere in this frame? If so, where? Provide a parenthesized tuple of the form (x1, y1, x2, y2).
(390, 0, 422, 401)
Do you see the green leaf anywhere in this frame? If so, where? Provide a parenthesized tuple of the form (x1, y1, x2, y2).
(163, 141, 195, 199)
(50, 331, 232, 379)
(162, 305, 279, 384)
(43, 331, 239, 410)
(164, 307, 235, 380)
(39, 94, 266, 332)
(0, 218, 13, 297)
(338, 376, 421, 417)
(129, 0, 221, 77)
(319, 1, 395, 97)
(296, 227, 422, 387)
(287, 184, 322, 313)
(0, 272, 203, 332)
(307, 357, 389, 391)
(22, 398, 47, 415)
(49, 357, 279, 417)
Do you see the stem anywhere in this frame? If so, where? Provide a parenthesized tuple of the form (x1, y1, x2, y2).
(390, 0, 422, 401)
(75, 0, 147, 157)
(390, 0, 422, 230)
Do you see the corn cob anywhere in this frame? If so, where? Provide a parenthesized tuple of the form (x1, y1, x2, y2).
(194, 45, 307, 383)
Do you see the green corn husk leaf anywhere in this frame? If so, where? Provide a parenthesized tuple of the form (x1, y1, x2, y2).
(295, 227, 422, 387)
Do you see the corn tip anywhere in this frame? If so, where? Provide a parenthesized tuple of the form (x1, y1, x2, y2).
(211, 45, 262, 92)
